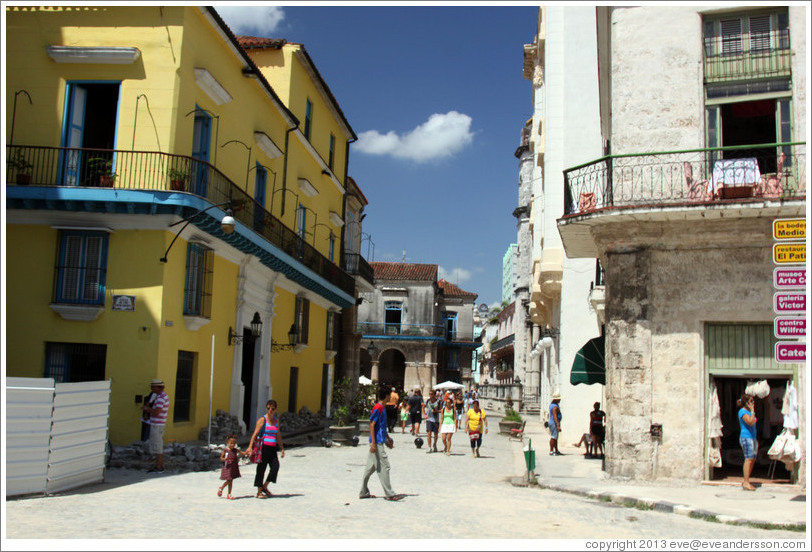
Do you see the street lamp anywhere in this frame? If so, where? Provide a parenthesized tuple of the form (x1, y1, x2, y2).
(367, 340, 378, 357)
(228, 312, 263, 346)
(159, 201, 235, 263)
(271, 324, 299, 352)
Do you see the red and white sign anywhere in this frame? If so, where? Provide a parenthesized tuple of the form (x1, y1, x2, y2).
(774, 316, 806, 339)
(773, 292, 806, 314)
(773, 267, 806, 290)
(775, 342, 807, 364)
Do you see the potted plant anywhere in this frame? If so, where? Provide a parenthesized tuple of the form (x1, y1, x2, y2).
(9, 149, 33, 185)
(88, 157, 117, 187)
(167, 167, 190, 191)
(499, 398, 523, 435)
(328, 377, 359, 446)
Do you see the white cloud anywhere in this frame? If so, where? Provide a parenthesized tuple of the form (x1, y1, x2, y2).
(438, 266, 473, 285)
(355, 111, 474, 163)
(216, 6, 285, 35)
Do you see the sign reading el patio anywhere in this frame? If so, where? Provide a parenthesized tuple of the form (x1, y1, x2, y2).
(773, 243, 806, 264)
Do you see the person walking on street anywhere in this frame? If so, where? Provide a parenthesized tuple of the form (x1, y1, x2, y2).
(399, 398, 410, 434)
(408, 388, 424, 435)
(141, 378, 169, 473)
(548, 393, 563, 456)
(589, 402, 606, 458)
(738, 393, 758, 491)
(385, 387, 399, 433)
(424, 390, 442, 453)
(454, 391, 464, 429)
(140, 386, 158, 443)
(217, 434, 247, 500)
(359, 388, 403, 501)
(246, 400, 285, 499)
(440, 397, 456, 455)
(465, 399, 488, 458)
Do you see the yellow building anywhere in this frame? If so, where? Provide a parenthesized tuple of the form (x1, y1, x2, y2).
(5, 6, 357, 445)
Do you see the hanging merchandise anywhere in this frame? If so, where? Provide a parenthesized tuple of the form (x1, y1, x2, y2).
(708, 382, 723, 438)
(782, 382, 799, 430)
(708, 437, 723, 468)
(745, 379, 770, 399)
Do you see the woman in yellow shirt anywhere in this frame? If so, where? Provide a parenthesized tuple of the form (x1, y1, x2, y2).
(464, 400, 488, 458)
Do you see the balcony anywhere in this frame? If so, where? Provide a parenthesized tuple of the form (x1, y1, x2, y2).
(342, 252, 374, 287)
(562, 142, 805, 216)
(703, 31, 791, 85)
(6, 145, 355, 298)
(357, 322, 445, 338)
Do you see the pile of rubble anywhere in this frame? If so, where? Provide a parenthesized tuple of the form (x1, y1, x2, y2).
(108, 407, 330, 473)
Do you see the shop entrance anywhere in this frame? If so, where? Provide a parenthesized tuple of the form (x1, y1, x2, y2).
(709, 375, 793, 484)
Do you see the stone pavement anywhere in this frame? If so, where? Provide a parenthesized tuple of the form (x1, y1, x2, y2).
(519, 419, 807, 530)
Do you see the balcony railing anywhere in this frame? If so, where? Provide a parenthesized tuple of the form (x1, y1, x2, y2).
(342, 252, 374, 286)
(704, 31, 792, 84)
(7, 145, 355, 297)
(357, 322, 445, 338)
(563, 142, 806, 216)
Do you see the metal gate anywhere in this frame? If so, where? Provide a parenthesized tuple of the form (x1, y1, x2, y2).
(6, 377, 111, 497)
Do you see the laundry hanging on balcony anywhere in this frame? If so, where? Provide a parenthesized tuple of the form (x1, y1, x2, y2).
(570, 334, 605, 386)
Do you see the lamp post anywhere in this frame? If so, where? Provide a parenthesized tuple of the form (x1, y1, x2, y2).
(271, 324, 299, 352)
(228, 311, 263, 346)
(159, 201, 236, 263)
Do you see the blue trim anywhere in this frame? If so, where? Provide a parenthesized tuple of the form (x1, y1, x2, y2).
(7, 187, 355, 308)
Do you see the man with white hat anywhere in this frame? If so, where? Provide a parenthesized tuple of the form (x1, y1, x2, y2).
(548, 393, 563, 456)
(141, 378, 169, 472)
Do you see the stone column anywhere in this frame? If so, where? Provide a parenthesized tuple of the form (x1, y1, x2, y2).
(371, 360, 380, 383)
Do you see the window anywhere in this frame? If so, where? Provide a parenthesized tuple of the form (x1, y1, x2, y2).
(54, 230, 109, 305)
(446, 349, 460, 371)
(385, 301, 402, 334)
(328, 233, 335, 262)
(705, 323, 779, 374)
(295, 296, 310, 344)
(184, 243, 213, 317)
(174, 351, 195, 422)
(297, 204, 307, 240)
(704, 11, 789, 57)
(304, 99, 313, 140)
(328, 133, 335, 169)
(442, 312, 458, 341)
(326, 311, 339, 350)
(45, 342, 107, 382)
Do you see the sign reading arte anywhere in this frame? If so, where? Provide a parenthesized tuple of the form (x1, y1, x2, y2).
(773, 267, 806, 289)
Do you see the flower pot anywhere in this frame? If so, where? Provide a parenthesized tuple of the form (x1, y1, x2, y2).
(16, 173, 31, 185)
(498, 420, 522, 435)
(329, 425, 359, 446)
(170, 179, 186, 191)
(99, 174, 115, 187)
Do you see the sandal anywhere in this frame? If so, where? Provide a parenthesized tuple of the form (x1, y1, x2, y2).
(227, 495, 235, 500)
(262, 487, 272, 498)
(217, 487, 223, 497)
(256, 492, 268, 499)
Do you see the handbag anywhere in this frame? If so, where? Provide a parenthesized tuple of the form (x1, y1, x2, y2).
(249, 415, 267, 463)
(768, 428, 790, 460)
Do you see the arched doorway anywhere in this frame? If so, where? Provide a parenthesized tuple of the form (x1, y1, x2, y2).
(378, 348, 406, 390)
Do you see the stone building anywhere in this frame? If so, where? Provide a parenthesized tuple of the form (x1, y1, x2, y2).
(553, 6, 806, 485)
(356, 262, 479, 394)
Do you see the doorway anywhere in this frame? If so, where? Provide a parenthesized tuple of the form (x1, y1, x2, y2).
(709, 375, 793, 484)
(240, 329, 257, 430)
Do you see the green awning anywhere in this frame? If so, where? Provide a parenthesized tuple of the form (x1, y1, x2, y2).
(570, 334, 605, 385)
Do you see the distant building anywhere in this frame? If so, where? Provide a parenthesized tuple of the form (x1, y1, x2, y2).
(502, 243, 519, 304)
(356, 263, 479, 393)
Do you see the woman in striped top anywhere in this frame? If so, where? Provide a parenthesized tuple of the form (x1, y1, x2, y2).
(246, 400, 285, 498)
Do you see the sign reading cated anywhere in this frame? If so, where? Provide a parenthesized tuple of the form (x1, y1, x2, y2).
(773, 292, 806, 314)
(774, 316, 806, 339)
(773, 267, 806, 289)
(773, 218, 806, 240)
(773, 243, 806, 264)
(775, 342, 806, 364)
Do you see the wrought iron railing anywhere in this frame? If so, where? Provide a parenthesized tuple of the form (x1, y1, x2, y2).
(7, 145, 355, 297)
(704, 30, 792, 84)
(342, 252, 374, 285)
(563, 142, 806, 216)
(357, 322, 445, 338)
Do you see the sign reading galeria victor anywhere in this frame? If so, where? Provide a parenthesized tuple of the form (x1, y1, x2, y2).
(772, 218, 805, 364)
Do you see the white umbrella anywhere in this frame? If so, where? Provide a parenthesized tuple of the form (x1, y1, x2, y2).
(358, 375, 373, 385)
(433, 380, 464, 390)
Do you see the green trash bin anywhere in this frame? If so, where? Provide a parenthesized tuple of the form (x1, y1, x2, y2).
(524, 438, 536, 472)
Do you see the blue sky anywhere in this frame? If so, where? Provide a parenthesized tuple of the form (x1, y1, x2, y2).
(217, 4, 538, 308)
